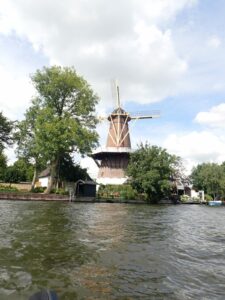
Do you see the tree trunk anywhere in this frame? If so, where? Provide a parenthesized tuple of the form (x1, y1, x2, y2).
(44, 159, 58, 194)
(31, 167, 37, 191)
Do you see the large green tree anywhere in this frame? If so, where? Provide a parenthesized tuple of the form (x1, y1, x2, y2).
(126, 143, 180, 202)
(17, 66, 99, 193)
(191, 163, 225, 199)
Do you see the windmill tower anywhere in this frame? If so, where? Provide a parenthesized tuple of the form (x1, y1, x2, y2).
(91, 82, 160, 185)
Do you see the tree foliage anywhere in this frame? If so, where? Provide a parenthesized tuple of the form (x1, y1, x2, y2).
(126, 143, 180, 202)
(191, 163, 225, 199)
(14, 100, 46, 190)
(0, 152, 7, 181)
(15, 100, 40, 160)
(58, 154, 89, 182)
(0, 112, 13, 151)
(4, 159, 34, 183)
(31, 66, 98, 120)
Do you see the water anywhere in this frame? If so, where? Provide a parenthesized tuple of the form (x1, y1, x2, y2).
(0, 201, 225, 299)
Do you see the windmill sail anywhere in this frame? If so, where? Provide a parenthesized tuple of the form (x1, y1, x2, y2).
(111, 79, 121, 109)
(131, 110, 160, 119)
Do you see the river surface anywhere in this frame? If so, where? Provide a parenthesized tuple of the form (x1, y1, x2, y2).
(0, 201, 225, 299)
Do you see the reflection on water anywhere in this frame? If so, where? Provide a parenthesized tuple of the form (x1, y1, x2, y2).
(0, 202, 225, 299)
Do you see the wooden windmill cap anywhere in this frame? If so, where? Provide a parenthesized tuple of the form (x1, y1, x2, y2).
(108, 107, 131, 121)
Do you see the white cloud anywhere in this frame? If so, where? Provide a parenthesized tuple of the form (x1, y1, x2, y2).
(163, 102, 225, 173)
(207, 36, 221, 49)
(134, 0, 197, 24)
(0, 64, 34, 120)
(0, 0, 196, 106)
(4, 145, 17, 165)
(164, 131, 225, 173)
(80, 157, 99, 180)
(195, 103, 225, 128)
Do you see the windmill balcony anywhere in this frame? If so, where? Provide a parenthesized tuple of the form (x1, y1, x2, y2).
(92, 147, 133, 155)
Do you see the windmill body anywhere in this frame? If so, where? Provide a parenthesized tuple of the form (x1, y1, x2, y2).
(92, 107, 132, 185)
(91, 85, 159, 185)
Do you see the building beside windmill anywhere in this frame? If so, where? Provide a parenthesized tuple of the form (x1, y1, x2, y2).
(91, 84, 159, 185)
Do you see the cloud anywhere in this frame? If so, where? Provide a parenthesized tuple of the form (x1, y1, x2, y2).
(80, 157, 99, 180)
(195, 103, 225, 128)
(0, 0, 196, 106)
(133, 0, 197, 24)
(163, 102, 225, 173)
(207, 36, 221, 49)
(0, 64, 34, 120)
(164, 130, 225, 172)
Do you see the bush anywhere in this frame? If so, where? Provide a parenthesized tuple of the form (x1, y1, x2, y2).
(4, 167, 21, 183)
(32, 186, 46, 193)
(139, 193, 148, 201)
(98, 184, 138, 200)
(51, 188, 69, 195)
(0, 184, 18, 192)
(180, 195, 190, 203)
(205, 194, 213, 201)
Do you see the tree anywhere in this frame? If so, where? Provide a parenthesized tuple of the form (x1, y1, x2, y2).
(0, 111, 13, 151)
(4, 159, 34, 183)
(13, 159, 34, 181)
(126, 143, 180, 202)
(58, 154, 90, 182)
(0, 152, 7, 181)
(29, 66, 98, 193)
(14, 100, 46, 190)
(4, 166, 21, 183)
(0, 112, 13, 183)
(191, 163, 225, 199)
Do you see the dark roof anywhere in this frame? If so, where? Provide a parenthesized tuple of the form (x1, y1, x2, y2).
(112, 107, 127, 114)
(38, 167, 50, 178)
(76, 180, 97, 185)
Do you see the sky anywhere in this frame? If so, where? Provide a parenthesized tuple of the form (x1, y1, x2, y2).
(0, 0, 225, 177)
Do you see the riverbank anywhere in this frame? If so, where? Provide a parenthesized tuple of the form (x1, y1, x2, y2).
(0, 192, 69, 201)
(0, 192, 146, 204)
(0, 192, 206, 205)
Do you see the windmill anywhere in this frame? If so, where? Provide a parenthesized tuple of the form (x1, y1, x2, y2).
(91, 82, 160, 185)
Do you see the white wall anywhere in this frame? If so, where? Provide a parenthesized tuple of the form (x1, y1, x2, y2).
(39, 177, 48, 187)
(96, 177, 127, 185)
(191, 189, 205, 201)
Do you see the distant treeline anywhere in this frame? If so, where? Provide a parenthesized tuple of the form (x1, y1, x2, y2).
(191, 162, 225, 200)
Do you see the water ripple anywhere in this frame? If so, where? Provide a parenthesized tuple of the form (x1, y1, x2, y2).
(0, 202, 225, 299)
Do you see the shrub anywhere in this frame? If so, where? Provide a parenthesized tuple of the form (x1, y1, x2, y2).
(98, 184, 138, 200)
(51, 188, 69, 195)
(205, 194, 213, 201)
(180, 195, 190, 203)
(0, 184, 18, 192)
(32, 186, 46, 193)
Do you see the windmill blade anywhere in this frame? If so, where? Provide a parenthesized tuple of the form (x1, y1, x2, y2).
(111, 79, 121, 109)
(130, 110, 160, 120)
